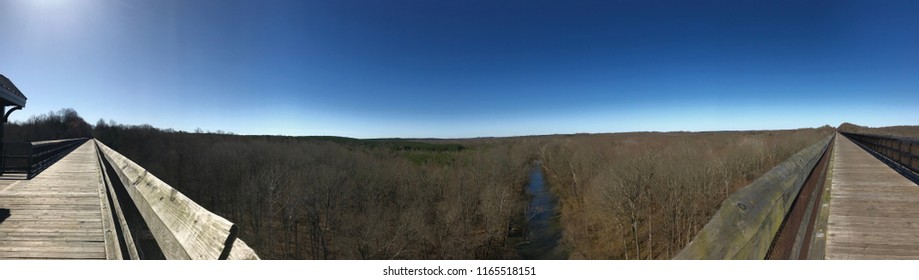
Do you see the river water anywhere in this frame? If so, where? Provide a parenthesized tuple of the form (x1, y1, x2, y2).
(515, 162, 567, 259)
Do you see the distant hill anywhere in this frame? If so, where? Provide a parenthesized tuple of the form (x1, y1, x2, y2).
(838, 123, 919, 139)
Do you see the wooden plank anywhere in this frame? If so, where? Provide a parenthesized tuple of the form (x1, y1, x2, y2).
(825, 135, 919, 259)
(0, 231, 105, 237)
(826, 215, 919, 225)
(0, 218, 102, 223)
(94, 141, 138, 259)
(0, 213, 103, 219)
(829, 230, 919, 240)
(91, 140, 123, 260)
(0, 246, 105, 253)
(0, 236, 104, 242)
(0, 193, 100, 198)
(0, 223, 103, 229)
(0, 199, 99, 203)
(0, 227, 103, 232)
(227, 239, 261, 260)
(0, 232, 104, 237)
(0, 205, 101, 210)
(0, 251, 106, 259)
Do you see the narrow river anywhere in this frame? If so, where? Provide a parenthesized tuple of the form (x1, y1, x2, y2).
(515, 162, 567, 259)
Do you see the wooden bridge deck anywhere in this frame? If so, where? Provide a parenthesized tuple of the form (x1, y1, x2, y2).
(827, 134, 919, 259)
(0, 141, 108, 259)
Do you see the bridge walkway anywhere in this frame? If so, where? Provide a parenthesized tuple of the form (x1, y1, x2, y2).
(0, 141, 107, 259)
(827, 134, 919, 259)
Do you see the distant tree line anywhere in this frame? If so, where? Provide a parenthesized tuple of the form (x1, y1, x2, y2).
(5, 108, 93, 142)
(838, 122, 919, 139)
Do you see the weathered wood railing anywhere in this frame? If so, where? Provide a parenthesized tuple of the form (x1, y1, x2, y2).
(674, 134, 834, 259)
(2, 138, 87, 178)
(95, 140, 259, 260)
(842, 132, 919, 175)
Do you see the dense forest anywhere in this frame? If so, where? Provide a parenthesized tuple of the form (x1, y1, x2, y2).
(4, 108, 93, 142)
(6, 109, 842, 259)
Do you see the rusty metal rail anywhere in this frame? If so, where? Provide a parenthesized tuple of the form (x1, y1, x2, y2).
(765, 135, 834, 259)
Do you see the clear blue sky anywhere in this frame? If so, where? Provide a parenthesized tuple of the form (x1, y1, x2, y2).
(1, 0, 917, 138)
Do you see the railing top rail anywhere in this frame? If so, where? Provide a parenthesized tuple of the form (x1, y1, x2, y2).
(840, 132, 919, 145)
(674, 134, 833, 259)
(31, 138, 88, 147)
(95, 139, 259, 260)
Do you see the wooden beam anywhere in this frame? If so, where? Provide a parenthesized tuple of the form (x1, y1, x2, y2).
(95, 140, 258, 260)
(674, 135, 833, 259)
(92, 140, 123, 260)
(227, 239, 260, 260)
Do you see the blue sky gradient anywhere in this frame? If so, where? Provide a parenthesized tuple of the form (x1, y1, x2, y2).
(1, 0, 917, 138)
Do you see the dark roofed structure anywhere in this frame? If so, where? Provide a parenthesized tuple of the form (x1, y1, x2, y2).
(1, 74, 27, 176)
(0, 74, 27, 107)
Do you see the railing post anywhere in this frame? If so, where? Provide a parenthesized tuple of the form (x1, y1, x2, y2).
(910, 142, 915, 170)
(1, 120, 4, 177)
(26, 144, 33, 179)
